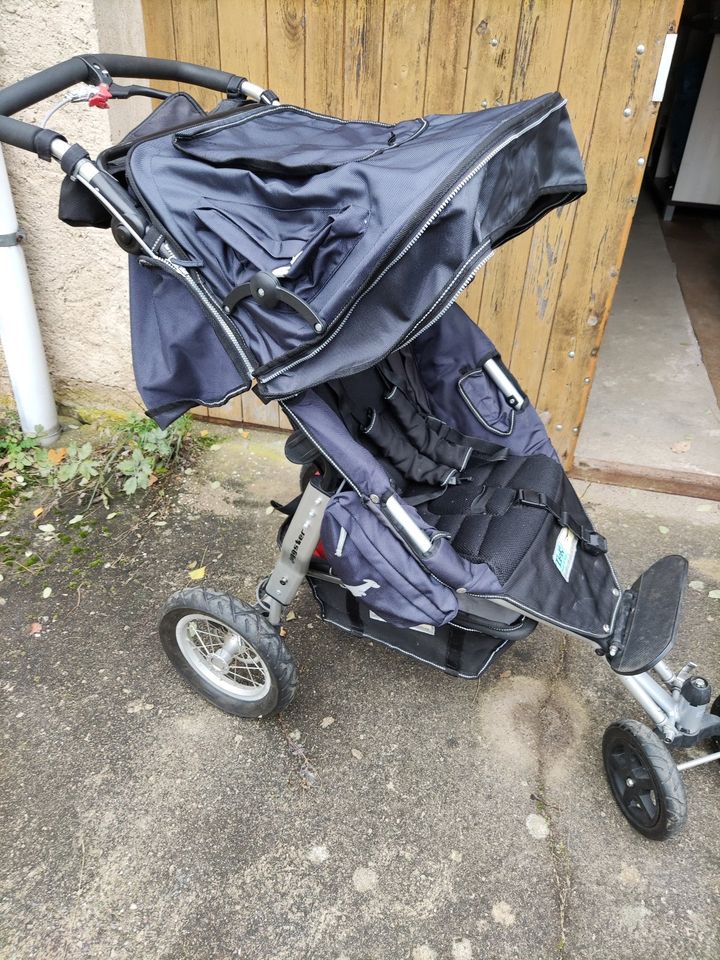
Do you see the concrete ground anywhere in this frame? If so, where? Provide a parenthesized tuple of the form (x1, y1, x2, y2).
(1, 426, 719, 960)
(576, 194, 720, 480)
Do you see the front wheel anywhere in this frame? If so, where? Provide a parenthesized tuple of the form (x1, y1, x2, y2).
(602, 719, 687, 840)
(158, 587, 298, 718)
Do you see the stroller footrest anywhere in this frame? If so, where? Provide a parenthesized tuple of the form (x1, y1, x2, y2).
(608, 555, 688, 676)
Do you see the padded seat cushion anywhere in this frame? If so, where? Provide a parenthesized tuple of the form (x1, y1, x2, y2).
(421, 454, 568, 584)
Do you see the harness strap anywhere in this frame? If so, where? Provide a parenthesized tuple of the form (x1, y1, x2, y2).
(513, 488, 608, 556)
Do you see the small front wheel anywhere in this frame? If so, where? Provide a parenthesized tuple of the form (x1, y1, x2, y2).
(709, 694, 720, 755)
(159, 587, 298, 718)
(602, 719, 687, 840)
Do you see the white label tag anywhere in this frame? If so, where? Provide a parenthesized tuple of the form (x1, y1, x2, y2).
(553, 527, 577, 582)
(368, 610, 435, 635)
(335, 526, 348, 557)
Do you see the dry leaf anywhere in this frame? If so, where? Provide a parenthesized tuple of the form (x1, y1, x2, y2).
(42, 587, 52, 599)
(148, 474, 158, 487)
(240, 430, 250, 440)
(188, 566, 206, 581)
(187, 560, 198, 570)
(38, 523, 55, 534)
(279, 626, 288, 637)
(200, 429, 209, 437)
(27, 622, 42, 635)
(658, 525, 669, 535)
(709, 590, 720, 600)
(351, 748, 363, 761)
(33, 507, 44, 519)
(286, 611, 296, 621)
(106, 512, 118, 520)
(47, 447, 66, 465)
(68, 515, 84, 525)
(321, 716, 335, 729)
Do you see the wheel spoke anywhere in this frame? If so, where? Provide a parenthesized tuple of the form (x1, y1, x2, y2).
(175, 613, 272, 701)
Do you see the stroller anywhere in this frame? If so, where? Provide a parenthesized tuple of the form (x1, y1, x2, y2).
(1, 53, 718, 841)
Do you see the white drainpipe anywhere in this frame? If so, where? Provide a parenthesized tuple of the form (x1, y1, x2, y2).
(0, 145, 61, 446)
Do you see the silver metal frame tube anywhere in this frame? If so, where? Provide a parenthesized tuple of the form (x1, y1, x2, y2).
(384, 495, 433, 554)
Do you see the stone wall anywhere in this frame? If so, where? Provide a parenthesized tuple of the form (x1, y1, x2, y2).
(0, 0, 147, 417)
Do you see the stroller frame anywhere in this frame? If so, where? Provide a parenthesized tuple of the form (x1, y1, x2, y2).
(265, 477, 719, 758)
(1, 53, 718, 841)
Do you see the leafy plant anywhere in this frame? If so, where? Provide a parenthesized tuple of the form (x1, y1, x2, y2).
(0, 410, 194, 509)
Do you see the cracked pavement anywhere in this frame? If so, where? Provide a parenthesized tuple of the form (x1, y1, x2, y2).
(1, 426, 719, 959)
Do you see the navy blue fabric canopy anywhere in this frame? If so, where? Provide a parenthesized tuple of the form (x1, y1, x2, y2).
(123, 92, 585, 420)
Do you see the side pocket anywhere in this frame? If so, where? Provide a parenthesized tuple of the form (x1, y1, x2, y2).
(322, 491, 458, 628)
(458, 367, 515, 436)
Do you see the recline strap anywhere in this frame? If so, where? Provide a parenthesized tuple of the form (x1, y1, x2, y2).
(225, 75, 248, 99)
(59, 144, 90, 176)
(445, 626, 465, 673)
(34, 128, 66, 162)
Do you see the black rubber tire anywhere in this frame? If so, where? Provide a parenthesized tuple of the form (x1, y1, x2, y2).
(158, 587, 298, 718)
(602, 719, 687, 840)
(710, 694, 720, 753)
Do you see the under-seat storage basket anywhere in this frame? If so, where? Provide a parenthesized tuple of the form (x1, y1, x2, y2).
(321, 490, 458, 628)
(308, 572, 511, 678)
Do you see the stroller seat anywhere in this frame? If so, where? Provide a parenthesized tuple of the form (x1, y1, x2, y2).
(313, 345, 602, 596)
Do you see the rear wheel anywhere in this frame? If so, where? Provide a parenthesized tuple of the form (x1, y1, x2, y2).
(710, 694, 720, 754)
(159, 587, 298, 718)
(602, 719, 687, 840)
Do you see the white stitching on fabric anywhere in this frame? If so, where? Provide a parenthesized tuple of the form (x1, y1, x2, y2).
(457, 370, 516, 437)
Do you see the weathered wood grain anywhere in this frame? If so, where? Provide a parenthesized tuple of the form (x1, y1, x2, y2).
(217, 0, 268, 86)
(142, 0, 180, 93)
(537, 0, 683, 463)
(169, 0, 221, 109)
(266, 0, 306, 103)
(379, 0, 432, 121)
(305, 0, 346, 115)
(343, 0, 385, 120)
(509, 1, 619, 400)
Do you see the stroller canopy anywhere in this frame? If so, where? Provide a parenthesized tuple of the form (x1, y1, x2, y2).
(123, 92, 585, 418)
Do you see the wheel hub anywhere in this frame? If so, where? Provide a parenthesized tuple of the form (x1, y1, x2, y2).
(175, 614, 272, 702)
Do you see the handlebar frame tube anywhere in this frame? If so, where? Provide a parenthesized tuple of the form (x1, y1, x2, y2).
(0, 53, 275, 156)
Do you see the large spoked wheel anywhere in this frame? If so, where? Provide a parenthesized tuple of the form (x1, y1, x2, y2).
(602, 719, 687, 840)
(159, 587, 298, 718)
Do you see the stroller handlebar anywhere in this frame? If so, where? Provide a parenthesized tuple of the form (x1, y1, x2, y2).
(0, 53, 269, 156)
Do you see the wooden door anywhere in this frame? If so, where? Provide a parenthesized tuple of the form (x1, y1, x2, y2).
(142, 0, 683, 465)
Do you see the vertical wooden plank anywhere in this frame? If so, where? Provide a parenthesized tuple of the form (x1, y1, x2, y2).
(170, 0, 221, 110)
(142, 0, 179, 93)
(537, 0, 683, 465)
(464, 0, 522, 111)
(266, 0, 306, 104)
(508, 1, 619, 399)
(217, 0, 268, 87)
(241, 391, 283, 429)
(423, 0, 473, 114)
(344, 0, 385, 120)
(475, 0, 572, 357)
(305, 0, 345, 115)
(457, 0, 523, 330)
(379, 0, 432, 121)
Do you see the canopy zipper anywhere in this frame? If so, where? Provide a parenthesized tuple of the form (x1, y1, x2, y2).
(258, 96, 566, 385)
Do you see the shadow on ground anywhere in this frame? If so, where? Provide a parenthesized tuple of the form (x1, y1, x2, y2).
(1, 426, 719, 959)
